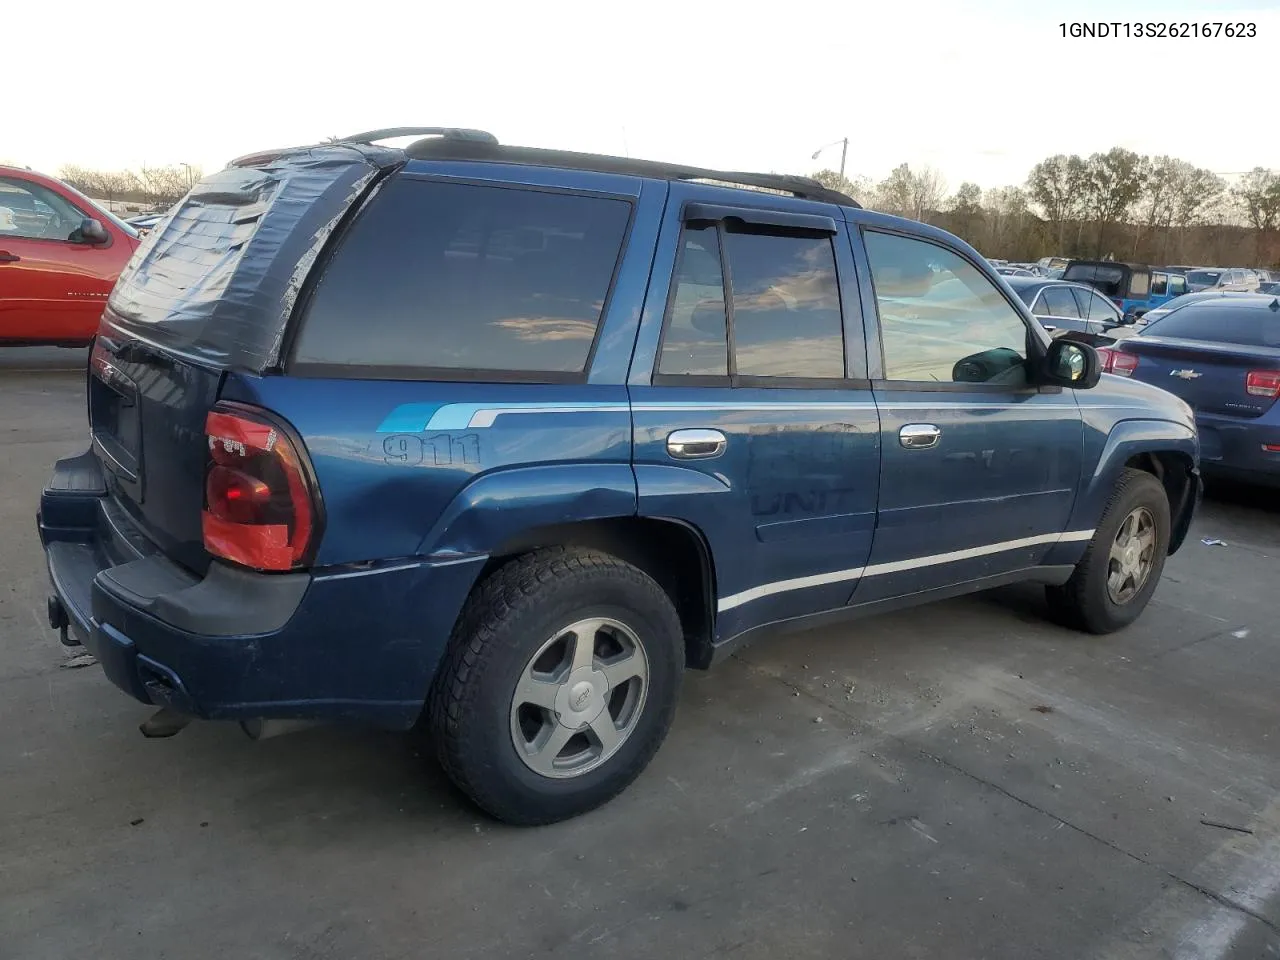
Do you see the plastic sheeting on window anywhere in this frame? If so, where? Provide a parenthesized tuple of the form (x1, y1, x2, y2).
(104, 143, 398, 372)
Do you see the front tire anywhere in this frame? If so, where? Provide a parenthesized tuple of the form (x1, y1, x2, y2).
(1046, 468, 1171, 634)
(428, 547, 683, 825)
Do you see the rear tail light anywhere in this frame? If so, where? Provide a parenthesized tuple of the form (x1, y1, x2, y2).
(1097, 347, 1139, 377)
(1245, 370, 1280, 398)
(202, 402, 322, 571)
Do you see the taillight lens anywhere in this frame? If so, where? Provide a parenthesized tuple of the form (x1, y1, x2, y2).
(1245, 370, 1280, 398)
(1097, 347, 1139, 377)
(202, 403, 321, 571)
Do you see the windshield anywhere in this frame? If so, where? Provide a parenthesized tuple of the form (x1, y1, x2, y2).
(1187, 270, 1222, 286)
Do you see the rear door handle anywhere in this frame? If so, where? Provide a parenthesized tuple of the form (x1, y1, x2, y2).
(0, 251, 20, 263)
(667, 428, 727, 459)
(899, 423, 941, 449)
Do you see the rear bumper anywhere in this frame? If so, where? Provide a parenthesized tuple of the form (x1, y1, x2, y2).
(1196, 412, 1280, 486)
(39, 450, 484, 729)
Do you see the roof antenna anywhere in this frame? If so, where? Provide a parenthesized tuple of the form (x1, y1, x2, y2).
(1270, 298, 1279, 312)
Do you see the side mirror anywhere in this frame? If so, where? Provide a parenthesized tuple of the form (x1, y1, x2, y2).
(1042, 338, 1101, 389)
(73, 218, 110, 245)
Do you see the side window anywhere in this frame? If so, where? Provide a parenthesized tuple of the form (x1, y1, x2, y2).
(1151, 273, 1168, 296)
(1170, 275, 1187, 296)
(863, 230, 1030, 385)
(657, 221, 846, 381)
(1078, 289, 1120, 323)
(1040, 286, 1081, 318)
(659, 227, 728, 377)
(294, 179, 632, 377)
(1129, 271, 1150, 297)
(722, 231, 844, 378)
(0, 178, 85, 242)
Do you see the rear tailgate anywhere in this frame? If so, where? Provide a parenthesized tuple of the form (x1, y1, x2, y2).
(90, 145, 396, 573)
(1118, 335, 1280, 419)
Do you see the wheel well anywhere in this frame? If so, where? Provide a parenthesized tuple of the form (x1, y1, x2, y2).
(481, 517, 717, 668)
(1124, 451, 1196, 552)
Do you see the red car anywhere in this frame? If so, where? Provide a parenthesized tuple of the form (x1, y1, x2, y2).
(0, 166, 141, 346)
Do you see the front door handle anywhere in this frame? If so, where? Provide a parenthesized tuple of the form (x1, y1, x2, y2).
(667, 428, 727, 460)
(899, 423, 941, 449)
(0, 251, 20, 264)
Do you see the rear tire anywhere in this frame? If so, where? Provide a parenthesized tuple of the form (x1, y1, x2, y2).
(428, 547, 683, 825)
(1046, 468, 1170, 634)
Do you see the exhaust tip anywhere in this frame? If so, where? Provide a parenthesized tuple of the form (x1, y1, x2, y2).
(239, 718, 320, 741)
(139, 707, 193, 739)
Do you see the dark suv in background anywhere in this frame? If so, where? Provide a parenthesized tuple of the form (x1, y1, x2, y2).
(39, 128, 1200, 824)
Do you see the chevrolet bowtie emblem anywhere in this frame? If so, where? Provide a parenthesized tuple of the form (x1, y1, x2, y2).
(1170, 369, 1202, 380)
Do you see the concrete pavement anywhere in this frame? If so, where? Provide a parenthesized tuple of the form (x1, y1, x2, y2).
(2, 361, 1278, 960)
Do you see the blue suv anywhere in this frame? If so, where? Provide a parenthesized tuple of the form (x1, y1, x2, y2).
(39, 128, 1201, 824)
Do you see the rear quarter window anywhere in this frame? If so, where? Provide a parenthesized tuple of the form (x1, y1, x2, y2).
(292, 178, 632, 379)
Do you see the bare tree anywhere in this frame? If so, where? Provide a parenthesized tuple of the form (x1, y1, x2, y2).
(132, 165, 193, 208)
(810, 169, 872, 205)
(873, 164, 915, 217)
(1234, 168, 1280, 233)
(1026, 154, 1088, 251)
(909, 165, 947, 223)
(871, 164, 946, 222)
(947, 182, 984, 244)
(57, 165, 98, 194)
(1083, 148, 1147, 257)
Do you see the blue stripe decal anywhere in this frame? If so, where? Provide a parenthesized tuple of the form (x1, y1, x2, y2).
(377, 401, 627, 433)
(376, 403, 445, 433)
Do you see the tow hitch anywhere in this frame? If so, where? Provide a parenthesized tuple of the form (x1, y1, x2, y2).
(46, 595, 76, 647)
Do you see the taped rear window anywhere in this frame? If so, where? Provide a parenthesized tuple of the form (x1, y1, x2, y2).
(104, 146, 392, 371)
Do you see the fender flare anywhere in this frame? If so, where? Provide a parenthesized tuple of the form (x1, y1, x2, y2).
(415, 462, 638, 559)
(1055, 419, 1199, 561)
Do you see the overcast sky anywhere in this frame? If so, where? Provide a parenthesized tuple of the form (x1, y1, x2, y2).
(5, 0, 1277, 191)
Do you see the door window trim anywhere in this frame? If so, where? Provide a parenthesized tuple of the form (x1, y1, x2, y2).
(858, 225, 1048, 394)
(652, 218, 866, 390)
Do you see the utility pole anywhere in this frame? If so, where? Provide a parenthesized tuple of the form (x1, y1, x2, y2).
(812, 138, 849, 178)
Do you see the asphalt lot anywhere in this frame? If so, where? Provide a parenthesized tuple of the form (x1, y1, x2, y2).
(2, 350, 1279, 960)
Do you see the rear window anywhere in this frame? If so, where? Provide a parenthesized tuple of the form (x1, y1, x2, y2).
(1146, 305, 1280, 347)
(1063, 263, 1125, 296)
(1188, 270, 1222, 286)
(106, 147, 389, 370)
(293, 178, 632, 379)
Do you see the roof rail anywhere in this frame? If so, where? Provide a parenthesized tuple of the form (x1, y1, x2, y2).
(402, 138, 859, 206)
(341, 127, 499, 145)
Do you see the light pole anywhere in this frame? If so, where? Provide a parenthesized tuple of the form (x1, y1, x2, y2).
(179, 162, 193, 189)
(811, 138, 849, 178)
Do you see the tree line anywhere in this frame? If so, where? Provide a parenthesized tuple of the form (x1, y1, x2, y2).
(57, 164, 203, 210)
(813, 151, 1280, 268)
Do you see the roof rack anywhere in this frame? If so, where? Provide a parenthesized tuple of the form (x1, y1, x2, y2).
(402, 136, 859, 207)
(341, 127, 499, 145)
